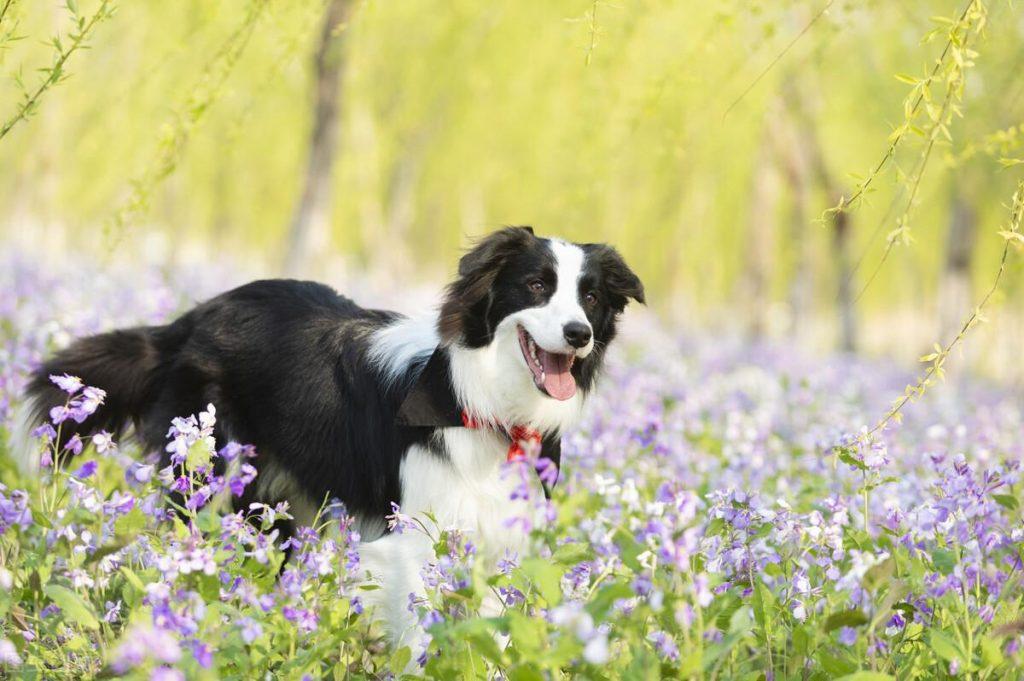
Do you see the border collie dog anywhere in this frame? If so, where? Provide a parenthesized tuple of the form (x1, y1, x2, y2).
(21, 226, 643, 644)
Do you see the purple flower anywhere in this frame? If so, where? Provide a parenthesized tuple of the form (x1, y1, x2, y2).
(499, 585, 526, 607)
(239, 617, 263, 644)
(0, 638, 21, 666)
(647, 630, 680, 661)
(190, 640, 213, 668)
(103, 601, 122, 623)
(386, 502, 416, 534)
(535, 456, 560, 487)
(63, 434, 83, 456)
(111, 623, 182, 672)
(31, 423, 56, 443)
(0, 489, 32, 534)
(126, 462, 154, 486)
(151, 668, 185, 681)
(73, 460, 98, 479)
(838, 626, 858, 646)
(91, 431, 116, 455)
(49, 404, 72, 425)
(49, 373, 83, 395)
(282, 606, 318, 633)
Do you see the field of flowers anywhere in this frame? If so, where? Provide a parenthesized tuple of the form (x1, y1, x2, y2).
(1, 253, 1023, 680)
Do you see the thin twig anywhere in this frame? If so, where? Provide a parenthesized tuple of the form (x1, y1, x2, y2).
(722, 0, 834, 119)
(102, 0, 269, 249)
(585, 0, 599, 66)
(825, 0, 978, 217)
(0, 0, 16, 27)
(866, 179, 1024, 438)
(0, 0, 115, 142)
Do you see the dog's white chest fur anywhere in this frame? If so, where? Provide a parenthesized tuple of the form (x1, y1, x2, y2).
(400, 429, 530, 540)
(358, 428, 535, 648)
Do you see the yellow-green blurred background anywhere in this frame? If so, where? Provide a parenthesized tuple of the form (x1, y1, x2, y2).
(2, 0, 1023, 378)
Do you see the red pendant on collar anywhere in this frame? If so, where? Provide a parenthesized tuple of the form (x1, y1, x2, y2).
(461, 410, 542, 462)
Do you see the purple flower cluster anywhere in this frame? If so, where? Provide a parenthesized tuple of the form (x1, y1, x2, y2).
(0, 484, 32, 534)
(5, 255, 1024, 677)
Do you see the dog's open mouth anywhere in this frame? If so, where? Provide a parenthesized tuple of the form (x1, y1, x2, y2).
(517, 326, 576, 401)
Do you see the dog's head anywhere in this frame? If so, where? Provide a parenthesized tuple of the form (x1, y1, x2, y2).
(439, 227, 644, 410)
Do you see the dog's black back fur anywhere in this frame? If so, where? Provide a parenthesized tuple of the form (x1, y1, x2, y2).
(29, 279, 432, 521)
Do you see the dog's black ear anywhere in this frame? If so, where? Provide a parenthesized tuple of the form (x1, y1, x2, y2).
(439, 227, 535, 343)
(589, 244, 645, 311)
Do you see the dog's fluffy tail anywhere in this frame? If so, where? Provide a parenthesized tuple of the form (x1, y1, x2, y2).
(15, 326, 163, 473)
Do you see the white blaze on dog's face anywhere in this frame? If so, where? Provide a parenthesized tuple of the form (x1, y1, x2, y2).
(440, 227, 644, 427)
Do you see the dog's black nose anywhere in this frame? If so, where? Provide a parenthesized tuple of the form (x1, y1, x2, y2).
(563, 321, 592, 349)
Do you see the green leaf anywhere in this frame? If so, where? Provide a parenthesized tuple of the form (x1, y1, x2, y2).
(751, 580, 772, 631)
(793, 624, 812, 658)
(389, 645, 411, 673)
(837, 448, 868, 472)
(714, 594, 743, 631)
(508, 664, 544, 681)
(993, 494, 1019, 510)
(119, 566, 145, 592)
(186, 440, 213, 469)
(552, 542, 591, 565)
(931, 548, 957, 575)
(817, 650, 857, 676)
(980, 636, 1004, 668)
(824, 609, 869, 632)
(585, 581, 632, 620)
(506, 611, 546, 654)
(929, 630, 965, 664)
(520, 558, 563, 606)
(614, 526, 645, 571)
(114, 507, 146, 538)
(43, 584, 99, 630)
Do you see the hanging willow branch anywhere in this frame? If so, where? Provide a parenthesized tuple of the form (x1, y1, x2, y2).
(825, 0, 986, 223)
(852, 8, 985, 302)
(102, 0, 270, 249)
(865, 178, 1024, 438)
(0, 0, 116, 142)
(0, 0, 17, 27)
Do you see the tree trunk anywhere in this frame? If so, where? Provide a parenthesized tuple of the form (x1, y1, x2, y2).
(938, 189, 977, 342)
(780, 77, 857, 352)
(283, 0, 351, 276)
(773, 83, 811, 340)
(742, 127, 781, 339)
(832, 209, 856, 353)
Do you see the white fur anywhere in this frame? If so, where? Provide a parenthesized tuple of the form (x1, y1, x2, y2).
(9, 398, 42, 476)
(516, 240, 594, 358)
(368, 315, 439, 388)
(359, 430, 536, 649)
(447, 324, 584, 434)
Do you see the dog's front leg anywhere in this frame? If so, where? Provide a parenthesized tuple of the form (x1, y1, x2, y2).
(358, 530, 434, 653)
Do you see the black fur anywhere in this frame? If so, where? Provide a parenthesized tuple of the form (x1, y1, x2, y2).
(25, 229, 643, 530)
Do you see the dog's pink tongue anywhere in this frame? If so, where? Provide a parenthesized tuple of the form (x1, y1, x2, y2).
(540, 350, 576, 401)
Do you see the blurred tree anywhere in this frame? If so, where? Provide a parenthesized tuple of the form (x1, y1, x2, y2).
(284, 0, 352, 275)
(0, 0, 1022, 377)
(939, 181, 978, 340)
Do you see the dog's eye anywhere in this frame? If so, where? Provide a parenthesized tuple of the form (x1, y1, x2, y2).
(528, 279, 546, 294)
(584, 291, 598, 305)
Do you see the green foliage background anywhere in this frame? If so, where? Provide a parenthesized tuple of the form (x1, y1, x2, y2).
(1, 0, 1023, 346)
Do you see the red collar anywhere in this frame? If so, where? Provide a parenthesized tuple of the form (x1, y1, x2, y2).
(460, 410, 542, 463)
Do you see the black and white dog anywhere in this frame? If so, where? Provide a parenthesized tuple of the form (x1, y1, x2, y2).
(21, 226, 643, 642)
